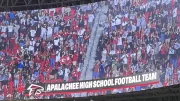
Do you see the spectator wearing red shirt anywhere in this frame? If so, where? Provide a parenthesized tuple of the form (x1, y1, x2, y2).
(39, 73, 44, 83)
(60, 55, 66, 65)
(93, 61, 100, 79)
(17, 83, 24, 94)
(72, 52, 78, 66)
(2, 86, 7, 99)
(71, 69, 78, 81)
(65, 55, 72, 65)
(160, 44, 166, 60)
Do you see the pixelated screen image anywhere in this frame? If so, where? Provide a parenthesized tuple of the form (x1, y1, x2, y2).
(0, 0, 179, 100)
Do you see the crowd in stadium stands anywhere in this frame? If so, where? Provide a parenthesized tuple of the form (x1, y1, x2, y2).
(92, 0, 180, 95)
(0, 2, 98, 100)
(0, 0, 180, 100)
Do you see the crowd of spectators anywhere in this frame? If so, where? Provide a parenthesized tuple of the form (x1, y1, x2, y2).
(0, 0, 180, 100)
(93, 0, 180, 95)
(0, 2, 99, 100)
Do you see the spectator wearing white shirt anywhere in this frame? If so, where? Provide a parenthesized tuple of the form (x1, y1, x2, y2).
(78, 28, 85, 44)
(55, 50, 61, 63)
(121, 52, 128, 68)
(117, 35, 123, 50)
(145, 25, 150, 36)
(120, 0, 126, 8)
(64, 67, 70, 81)
(65, 19, 71, 30)
(54, 37, 60, 50)
(20, 16, 26, 25)
(7, 23, 13, 38)
(136, 14, 141, 31)
(40, 25, 47, 40)
(38, 12, 45, 22)
(87, 3, 92, 13)
(131, 22, 136, 32)
(115, 15, 121, 29)
(28, 39, 35, 54)
(111, 18, 116, 31)
(122, 20, 127, 27)
(57, 67, 64, 79)
(14, 23, 20, 36)
(101, 48, 107, 62)
(47, 25, 53, 39)
(114, 0, 119, 6)
(140, 15, 146, 29)
(80, 5, 88, 13)
(26, 15, 31, 26)
(178, 69, 180, 81)
(0, 24, 7, 38)
(69, 38, 74, 51)
(169, 64, 174, 78)
(30, 28, 36, 38)
(129, 11, 135, 20)
(88, 13, 94, 30)
(48, 18, 54, 26)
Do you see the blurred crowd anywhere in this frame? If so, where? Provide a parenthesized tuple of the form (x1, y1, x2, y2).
(0, 0, 180, 100)
(0, 2, 99, 100)
(93, 0, 180, 94)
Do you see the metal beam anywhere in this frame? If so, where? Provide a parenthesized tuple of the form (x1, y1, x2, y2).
(7, 0, 9, 7)
(28, 0, 32, 4)
(10, 0, 13, 7)
(2, 2, 60, 8)
(13, 0, 19, 6)
(24, 0, 27, 5)
(0, 0, 80, 8)
(0, 0, 4, 7)
(41, 0, 45, 3)
(38, 0, 41, 8)
(0, 0, 99, 11)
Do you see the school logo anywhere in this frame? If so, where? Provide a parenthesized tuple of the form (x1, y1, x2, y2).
(27, 84, 44, 96)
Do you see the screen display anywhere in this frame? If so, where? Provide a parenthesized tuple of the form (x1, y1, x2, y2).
(0, 0, 179, 100)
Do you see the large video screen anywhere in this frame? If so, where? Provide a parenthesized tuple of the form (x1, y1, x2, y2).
(0, 0, 179, 100)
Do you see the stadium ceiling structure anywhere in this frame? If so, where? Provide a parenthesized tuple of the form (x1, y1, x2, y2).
(0, 0, 103, 11)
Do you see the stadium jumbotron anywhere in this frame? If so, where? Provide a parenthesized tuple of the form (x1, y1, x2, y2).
(0, 0, 179, 101)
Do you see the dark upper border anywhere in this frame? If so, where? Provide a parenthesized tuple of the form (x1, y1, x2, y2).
(0, 0, 105, 12)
